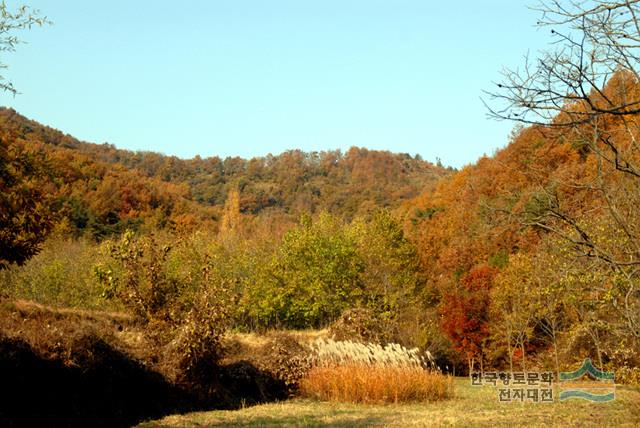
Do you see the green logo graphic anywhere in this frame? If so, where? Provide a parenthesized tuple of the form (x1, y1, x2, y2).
(559, 358, 615, 402)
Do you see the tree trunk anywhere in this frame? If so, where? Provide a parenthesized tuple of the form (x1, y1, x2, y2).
(507, 335, 514, 374)
(552, 330, 560, 381)
(520, 337, 527, 373)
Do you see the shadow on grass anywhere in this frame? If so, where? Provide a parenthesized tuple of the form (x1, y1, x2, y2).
(0, 335, 288, 428)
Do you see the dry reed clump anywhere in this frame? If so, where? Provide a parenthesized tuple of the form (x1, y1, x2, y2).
(301, 365, 452, 403)
(308, 338, 437, 369)
(301, 338, 453, 403)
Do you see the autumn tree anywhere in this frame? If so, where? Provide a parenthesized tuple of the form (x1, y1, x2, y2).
(491, 254, 542, 373)
(0, 139, 55, 268)
(546, 231, 626, 369)
(440, 265, 497, 374)
(0, 4, 51, 269)
(528, 243, 569, 377)
(219, 188, 242, 237)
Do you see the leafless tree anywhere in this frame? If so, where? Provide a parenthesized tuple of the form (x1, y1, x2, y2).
(487, 1, 640, 123)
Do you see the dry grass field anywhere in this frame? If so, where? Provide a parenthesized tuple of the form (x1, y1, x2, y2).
(137, 378, 640, 427)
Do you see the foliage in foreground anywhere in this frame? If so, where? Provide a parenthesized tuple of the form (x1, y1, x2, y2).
(94, 230, 232, 388)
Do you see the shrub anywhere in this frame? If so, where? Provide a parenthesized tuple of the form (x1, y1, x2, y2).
(261, 333, 311, 393)
(94, 230, 232, 390)
(615, 366, 640, 386)
(172, 283, 230, 386)
(301, 338, 452, 403)
(0, 234, 115, 310)
(95, 230, 179, 323)
(221, 331, 313, 396)
(328, 307, 396, 345)
(606, 346, 640, 386)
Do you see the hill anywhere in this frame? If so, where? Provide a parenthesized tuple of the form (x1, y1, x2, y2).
(0, 107, 450, 238)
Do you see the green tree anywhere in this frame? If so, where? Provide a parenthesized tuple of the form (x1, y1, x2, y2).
(247, 212, 364, 329)
(349, 209, 422, 322)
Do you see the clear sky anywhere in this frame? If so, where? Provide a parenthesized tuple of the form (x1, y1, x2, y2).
(0, 1, 552, 168)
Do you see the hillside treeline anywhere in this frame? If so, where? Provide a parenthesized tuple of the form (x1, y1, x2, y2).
(0, 107, 447, 239)
(403, 71, 640, 380)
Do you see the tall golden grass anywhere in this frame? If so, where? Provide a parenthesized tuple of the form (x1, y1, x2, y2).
(308, 338, 429, 368)
(301, 338, 453, 403)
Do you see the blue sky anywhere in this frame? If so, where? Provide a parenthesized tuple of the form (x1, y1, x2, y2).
(0, 1, 551, 167)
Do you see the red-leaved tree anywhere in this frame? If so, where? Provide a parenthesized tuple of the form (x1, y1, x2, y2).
(440, 265, 497, 374)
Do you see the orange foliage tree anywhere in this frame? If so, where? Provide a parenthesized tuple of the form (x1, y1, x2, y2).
(439, 265, 497, 374)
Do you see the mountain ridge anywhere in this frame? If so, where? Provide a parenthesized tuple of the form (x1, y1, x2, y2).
(0, 107, 450, 236)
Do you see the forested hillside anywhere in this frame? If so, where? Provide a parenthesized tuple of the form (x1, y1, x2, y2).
(0, 107, 448, 240)
(401, 70, 640, 378)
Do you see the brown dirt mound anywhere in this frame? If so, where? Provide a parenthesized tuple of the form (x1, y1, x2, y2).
(0, 300, 288, 427)
(223, 332, 311, 395)
(0, 333, 196, 428)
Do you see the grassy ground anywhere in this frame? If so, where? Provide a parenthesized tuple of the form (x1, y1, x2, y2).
(137, 378, 640, 427)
